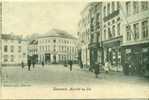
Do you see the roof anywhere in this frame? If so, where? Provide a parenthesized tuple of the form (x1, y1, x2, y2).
(1, 34, 22, 40)
(29, 40, 38, 45)
(38, 29, 77, 39)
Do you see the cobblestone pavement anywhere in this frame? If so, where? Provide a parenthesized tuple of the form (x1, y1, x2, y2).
(1, 64, 149, 98)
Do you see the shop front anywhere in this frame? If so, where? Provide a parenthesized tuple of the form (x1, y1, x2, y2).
(121, 42, 149, 76)
(103, 36, 122, 71)
(89, 42, 103, 71)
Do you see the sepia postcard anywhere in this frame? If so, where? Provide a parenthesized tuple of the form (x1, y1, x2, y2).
(0, 0, 149, 99)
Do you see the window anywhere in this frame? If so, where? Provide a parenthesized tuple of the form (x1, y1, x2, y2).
(11, 55, 14, 62)
(18, 46, 22, 53)
(10, 45, 14, 52)
(107, 3, 110, 15)
(133, 2, 139, 14)
(141, 1, 148, 10)
(4, 45, 8, 52)
(117, 23, 120, 36)
(104, 29, 106, 40)
(48, 46, 50, 50)
(142, 20, 148, 38)
(126, 2, 131, 16)
(133, 23, 139, 40)
(112, 2, 115, 12)
(46, 46, 48, 51)
(53, 39, 56, 43)
(18, 40, 21, 44)
(93, 34, 97, 43)
(91, 34, 94, 43)
(126, 25, 131, 40)
(91, 18, 94, 32)
(112, 25, 115, 37)
(96, 13, 100, 29)
(117, 2, 120, 10)
(104, 6, 106, 17)
(108, 28, 112, 39)
(4, 55, 8, 62)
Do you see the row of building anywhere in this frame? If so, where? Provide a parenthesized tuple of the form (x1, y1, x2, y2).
(0, 3, 2, 69)
(1, 29, 78, 66)
(1, 34, 28, 66)
(78, 1, 149, 75)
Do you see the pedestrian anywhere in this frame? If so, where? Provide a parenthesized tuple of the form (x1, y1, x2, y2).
(28, 59, 31, 71)
(128, 63, 132, 75)
(33, 60, 35, 68)
(21, 61, 25, 70)
(80, 60, 83, 69)
(124, 61, 129, 75)
(42, 61, 44, 67)
(94, 62, 100, 78)
(69, 60, 73, 71)
(104, 61, 109, 73)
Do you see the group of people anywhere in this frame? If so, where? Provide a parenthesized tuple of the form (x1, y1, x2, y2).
(88, 61, 111, 78)
(64, 60, 73, 71)
(21, 60, 45, 71)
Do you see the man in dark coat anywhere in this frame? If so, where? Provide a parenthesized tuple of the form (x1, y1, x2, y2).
(32, 60, 35, 68)
(94, 62, 100, 78)
(21, 61, 25, 70)
(28, 59, 31, 71)
(69, 60, 73, 71)
(42, 61, 44, 67)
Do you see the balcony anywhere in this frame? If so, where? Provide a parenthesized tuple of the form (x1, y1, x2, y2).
(103, 36, 123, 47)
(88, 40, 102, 49)
(103, 10, 119, 22)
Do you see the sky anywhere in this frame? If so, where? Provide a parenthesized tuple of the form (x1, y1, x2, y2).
(2, 1, 87, 36)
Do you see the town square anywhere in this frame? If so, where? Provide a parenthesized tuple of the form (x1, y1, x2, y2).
(0, 1, 149, 99)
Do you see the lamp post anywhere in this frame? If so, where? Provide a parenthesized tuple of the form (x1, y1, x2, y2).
(53, 39, 56, 64)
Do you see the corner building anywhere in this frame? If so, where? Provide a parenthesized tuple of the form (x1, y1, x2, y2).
(32, 29, 78, 64)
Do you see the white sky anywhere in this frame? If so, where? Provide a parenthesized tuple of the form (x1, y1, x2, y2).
(2, 1, 87, 36)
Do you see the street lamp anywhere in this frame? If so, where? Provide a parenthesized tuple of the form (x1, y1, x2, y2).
(53, 39, 56, 64)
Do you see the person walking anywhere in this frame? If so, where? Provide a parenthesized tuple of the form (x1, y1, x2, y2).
(69, 60, 73, 71)
(32, 60, 35, 69)
(28, 59, 31, 71)
(21, 61, 25, 70)
(94, 62, 100, 78)
(104, 61, 109, 73)
(42, 61, 44, 67)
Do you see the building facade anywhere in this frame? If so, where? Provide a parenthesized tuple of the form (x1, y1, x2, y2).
(29, 29, 78, 64)
(0, 3, 2, 70)
(79, 2, 123, 71)
(121, 1, 149, 75)
(79, 1, 149, 75)
(88, 2, 103, 69)
(102, 1, 123, 71)
(78, 5, 91, 68)
(1, 34, 28, 66)
(28, 40, 38, 64)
